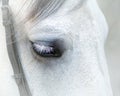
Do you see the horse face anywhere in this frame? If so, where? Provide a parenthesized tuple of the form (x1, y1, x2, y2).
(10, 0, 112, 96)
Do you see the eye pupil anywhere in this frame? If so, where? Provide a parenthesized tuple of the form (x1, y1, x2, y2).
(31, 41, 62, 57)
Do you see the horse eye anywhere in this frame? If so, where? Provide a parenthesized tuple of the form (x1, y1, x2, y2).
(31, 41, 62, 57)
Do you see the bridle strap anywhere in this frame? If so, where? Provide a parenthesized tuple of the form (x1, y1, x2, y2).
(1, 0, 31, 96)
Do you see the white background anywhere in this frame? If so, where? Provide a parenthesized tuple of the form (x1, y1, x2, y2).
(98, 0, 120, 96)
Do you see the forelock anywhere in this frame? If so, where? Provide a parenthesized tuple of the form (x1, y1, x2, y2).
(28, 0, 66, 21)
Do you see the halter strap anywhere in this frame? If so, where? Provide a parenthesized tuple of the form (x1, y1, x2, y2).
(1, 0, 31, 96)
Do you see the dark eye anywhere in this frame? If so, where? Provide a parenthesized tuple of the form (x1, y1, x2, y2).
(31, 41, 62, 57)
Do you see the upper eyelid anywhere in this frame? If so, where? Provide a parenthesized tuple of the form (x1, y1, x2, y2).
(28, 34, 73, 51)
(28, 18, 72, 35)
(28, 30, 67, 43)
(29, 25, 67, 35)
(40, 27, 65, 34)
(29, 34, 65, 43)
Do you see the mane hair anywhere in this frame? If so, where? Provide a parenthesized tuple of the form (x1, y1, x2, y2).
(9, 0, 86, 23)
(27, 0, 66, 21)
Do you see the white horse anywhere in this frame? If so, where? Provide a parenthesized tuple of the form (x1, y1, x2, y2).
(1, 0, 113, 96)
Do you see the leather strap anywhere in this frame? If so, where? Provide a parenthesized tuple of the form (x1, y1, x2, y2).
(1, 0, 31, 96)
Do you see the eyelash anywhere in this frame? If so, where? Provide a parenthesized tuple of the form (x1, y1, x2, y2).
(31, 41, 62, 58)
(33, 43, 54, 55)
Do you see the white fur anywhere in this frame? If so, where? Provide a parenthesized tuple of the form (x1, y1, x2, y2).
(1, 0, 113, 96)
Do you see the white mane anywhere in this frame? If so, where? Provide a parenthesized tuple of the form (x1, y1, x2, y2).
(9, 0, 85, 22)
